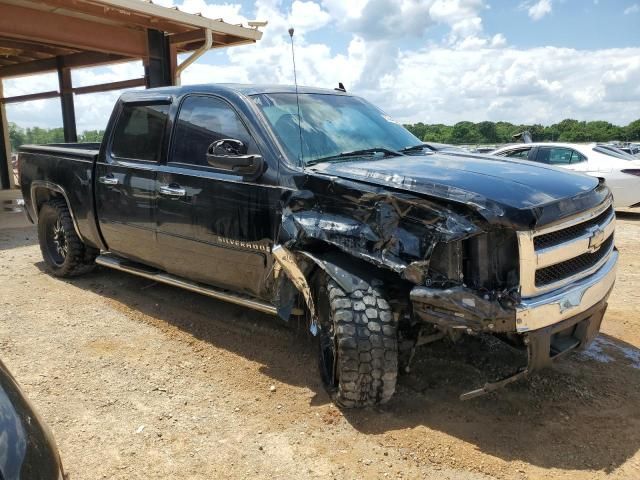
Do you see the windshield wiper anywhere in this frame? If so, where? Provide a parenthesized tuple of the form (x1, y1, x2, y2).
(306, 147, 404, 166)
(399, 144, 428, 153)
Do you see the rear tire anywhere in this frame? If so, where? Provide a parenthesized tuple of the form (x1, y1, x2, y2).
(314, 273, 398, 408)
(38, 199, 98, 277)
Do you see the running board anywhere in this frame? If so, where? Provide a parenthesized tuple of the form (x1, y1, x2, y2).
(95, 254, 278, 316)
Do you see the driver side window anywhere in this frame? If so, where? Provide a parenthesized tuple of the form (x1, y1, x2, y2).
(171, 96, 256, 167)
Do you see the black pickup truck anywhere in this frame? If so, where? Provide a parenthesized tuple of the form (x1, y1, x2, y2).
(19, 84, 618, 407)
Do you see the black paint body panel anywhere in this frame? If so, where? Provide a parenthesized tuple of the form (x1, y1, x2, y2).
(18, 83, 611, 304)
(0, 359, 63, 479)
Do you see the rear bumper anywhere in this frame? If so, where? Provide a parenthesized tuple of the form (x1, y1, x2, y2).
(515, 249, 618, 333)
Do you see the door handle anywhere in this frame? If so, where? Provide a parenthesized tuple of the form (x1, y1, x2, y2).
(159, 184, 186, 198)
(98, 175, 119, 185)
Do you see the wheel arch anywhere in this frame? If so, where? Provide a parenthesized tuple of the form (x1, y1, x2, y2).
(272, 245, 397, 323)
(30, 181, 84, 242)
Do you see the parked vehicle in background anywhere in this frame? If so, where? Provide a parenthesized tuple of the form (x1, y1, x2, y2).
(0, 359, 64, 479)
(470, 146, 498, 154)
(19, 84, 618, 407)
(615, 143, 640, 158)
(416, 142, 467, 153)
(492, 142, 640, 208)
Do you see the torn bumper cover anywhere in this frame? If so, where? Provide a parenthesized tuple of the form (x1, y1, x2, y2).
(460, 297, 610, 400)
(411, 250, 618, 398)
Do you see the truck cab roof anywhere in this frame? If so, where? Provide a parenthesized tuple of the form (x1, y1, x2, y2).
(119, 83, 351, 102)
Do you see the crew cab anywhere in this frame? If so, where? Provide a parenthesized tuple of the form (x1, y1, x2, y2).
(19, 84, 618, 407)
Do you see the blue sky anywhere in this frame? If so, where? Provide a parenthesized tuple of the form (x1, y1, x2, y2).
(239, 0, 640, 51)
(5, 0, 640, 131)
(485, 1, 639, 49)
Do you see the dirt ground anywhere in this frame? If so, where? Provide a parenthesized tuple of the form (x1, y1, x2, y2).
(1, 192, 639, 479)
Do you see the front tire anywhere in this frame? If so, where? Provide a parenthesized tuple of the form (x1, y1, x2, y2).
(38, 199, 98, 277)
(314, 273, 398, 408)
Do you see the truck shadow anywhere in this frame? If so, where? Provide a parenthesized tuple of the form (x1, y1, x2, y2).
(46, 263, 640, 474)
(342, 332, 640, 473)
(0, 226, 38, 251)
(39, 262, 326, 393)
(616, 210, 640, 221)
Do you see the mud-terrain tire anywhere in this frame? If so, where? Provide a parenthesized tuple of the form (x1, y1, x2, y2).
(314, 273, 398, 408)
(38, 199, 98, 277)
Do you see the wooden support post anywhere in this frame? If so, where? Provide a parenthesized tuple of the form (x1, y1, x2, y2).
(57, 57, 77, 143)
(0, 80, 14, 189)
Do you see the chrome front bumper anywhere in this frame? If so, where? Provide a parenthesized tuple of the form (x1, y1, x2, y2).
(515, 249, 618, 333)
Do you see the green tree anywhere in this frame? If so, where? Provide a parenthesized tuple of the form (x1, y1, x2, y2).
(8, 123, 25, 151)
(477, 121, 498, 143)
(494, 121, 517, 143)
(626, 119, 640, 141)
(449, 121, 481, 144)
(79, 130, 105, 142)
(423, 124, 453, 143)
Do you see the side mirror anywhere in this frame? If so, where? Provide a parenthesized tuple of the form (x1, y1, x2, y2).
(206, 139, 263, 178)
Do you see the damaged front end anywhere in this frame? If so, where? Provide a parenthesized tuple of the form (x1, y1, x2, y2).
(271, 169, 617, 400)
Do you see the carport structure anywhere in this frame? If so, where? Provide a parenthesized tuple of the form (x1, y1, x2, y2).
(0, 0, 265, 189)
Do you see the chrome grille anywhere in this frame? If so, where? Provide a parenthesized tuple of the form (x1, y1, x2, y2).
(533, 206, 614, 249)
(535, 234, 614, 287)
(517, 199, 615, 297)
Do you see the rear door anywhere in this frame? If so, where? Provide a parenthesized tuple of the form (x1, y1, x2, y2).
(95, 100, 170, 267)
(156, 94, 281, 299)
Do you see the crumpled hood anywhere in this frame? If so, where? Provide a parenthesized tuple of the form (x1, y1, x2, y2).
(309, 153, 607, 228)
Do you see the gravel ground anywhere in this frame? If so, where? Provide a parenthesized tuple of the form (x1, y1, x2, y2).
(1, 194, 639, 479)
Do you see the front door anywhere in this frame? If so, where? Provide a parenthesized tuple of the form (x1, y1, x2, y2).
(95, 101, 169, 267)
(156, 95, 281, 299)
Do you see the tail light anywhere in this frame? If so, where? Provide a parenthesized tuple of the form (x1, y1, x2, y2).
(621, 169, 640, 177)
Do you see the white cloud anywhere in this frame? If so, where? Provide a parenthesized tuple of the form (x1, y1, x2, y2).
(369, 46, 640, 125)
(430, 0, 486, 42)
(289, 1, 332, 31)
(3, 0, 640, 132)
(624, 4, 639, 15)
(320, 0, 367, 19)
(524, 0, 552, 21)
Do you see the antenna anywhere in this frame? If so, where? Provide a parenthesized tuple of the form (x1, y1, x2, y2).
(288, 27, 304, 165)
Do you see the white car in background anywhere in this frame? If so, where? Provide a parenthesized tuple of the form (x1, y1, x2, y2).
(491, 142, 640, 208)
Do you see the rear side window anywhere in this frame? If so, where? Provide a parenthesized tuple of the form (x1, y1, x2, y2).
(537, 147, 584, 165)
(501, 148, 530, 159)
(111, 103, 169, 161)
(570, 150, 587, 163)
(593, 145, 636, 160)
(171, 96, 255, 166)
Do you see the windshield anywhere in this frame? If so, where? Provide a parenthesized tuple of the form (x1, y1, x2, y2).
(594, 145, 637, 160)
(251, 93, 422, 165)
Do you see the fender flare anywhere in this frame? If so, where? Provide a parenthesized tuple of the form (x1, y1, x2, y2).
(272, 245, 382, 324)
(30, 180, 85, 242)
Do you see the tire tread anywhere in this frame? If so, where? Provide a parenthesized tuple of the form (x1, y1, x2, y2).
(326, 279, 398, 408)
(38, 199, 98, 277)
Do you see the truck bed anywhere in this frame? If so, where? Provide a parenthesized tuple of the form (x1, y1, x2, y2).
(19, 142, 103, 251)
(19, 143, 100, 161)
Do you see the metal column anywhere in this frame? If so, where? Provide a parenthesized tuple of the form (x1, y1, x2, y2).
(57, 57, 77, 143)
(145, 29, 174, 88)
